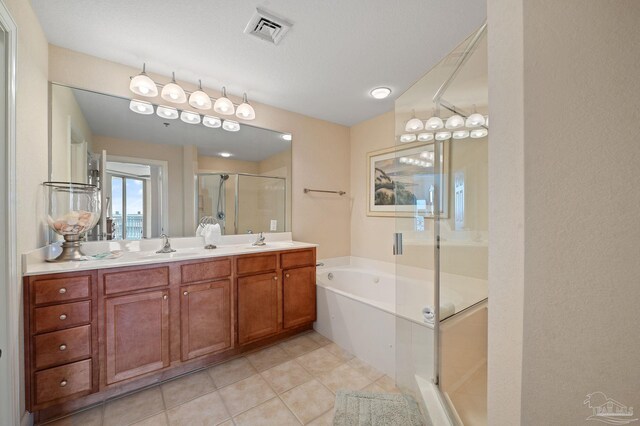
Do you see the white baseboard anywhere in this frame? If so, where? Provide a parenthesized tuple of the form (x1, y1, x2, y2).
(21, 411, 32, 426)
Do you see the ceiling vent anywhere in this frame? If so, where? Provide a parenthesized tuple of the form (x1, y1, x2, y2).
(244, 8, 292, 45)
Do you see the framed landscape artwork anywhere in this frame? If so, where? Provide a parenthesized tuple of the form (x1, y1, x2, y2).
(367, 141, 449, 217)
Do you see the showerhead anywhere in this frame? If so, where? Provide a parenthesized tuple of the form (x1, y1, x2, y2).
(220, 174, 229, 181)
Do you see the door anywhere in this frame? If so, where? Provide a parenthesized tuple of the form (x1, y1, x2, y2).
(105, 290, 169, 384)
(180, 280, 232, 360)
(238, 272, 279, 344)
(283, 266, 316, 329)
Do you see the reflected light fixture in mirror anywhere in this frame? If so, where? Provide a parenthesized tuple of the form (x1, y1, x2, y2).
(214, 87, 235, 115)
(470, 128, 488, 138)
(130, 64, 158, 97)
(180, 110, 201, 124)
(188, 80, 212, 110)
(203, 115, 222, 128)
(129, 99, 154, 115)
(405, 110, 424, 132)
(370, 87, 391, 99)
(157, 105, 178, 119)
(418, 132, 434, 142)
(425, 115, 444, 130)
(452, 130, 470, 139)
(281, 134, 292, 141)
(400, 134, 417, 143)
(445, 114, 465, 129)
(161, 72, 187, 103)
(222, 119, 240, 132)
(235, 93, 256, 120)
(435, 131, 451, 140)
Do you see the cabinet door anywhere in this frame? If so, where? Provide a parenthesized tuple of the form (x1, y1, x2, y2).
(283, 266, 316, 329)
(238, 273, 279, 345)
(181, 280, 232, 361)
(105, 290, 169, 384)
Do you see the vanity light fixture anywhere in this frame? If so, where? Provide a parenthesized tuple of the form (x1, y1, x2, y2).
(219, 152, 232, 158)
(161, 72, 187, 104)
(417, 133, 434, 142)
(435, 131, 452, 141)
(425, 116, 444, 131)
(400, 134, 417, 143)
(445, 114, 465, 130)
(370, 87, 391, 99)
(470, 128, 488, 138)
(452, 130, 470, 139)
(405, 110, 424, 132)
(203, 115, 222, 128)
(180, 110, 201, 124)
(466, 105, 486, 128)
(129, 99, 154, 115)
(235, 93, 256, 120)
(222, 119, 240, 132)
(129, 64, 158, 97)
(156, 105, 179, 119)
(420, 151, 434, 160)
(281, 134, 292, 141)
(214, 87, 235, 115)
(188, 80, 212, 110)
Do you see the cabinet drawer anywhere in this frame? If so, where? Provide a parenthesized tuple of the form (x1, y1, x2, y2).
(34, 325, 91, 370)
(35, 359, 92, 406)
(181, 258, 232, 284)
(34, 301, 91, 334)
(103, 266, 170, 295)
(281, 250, 315, 269)
(236, 253, 277, 276)
(32, 275, 91, 306)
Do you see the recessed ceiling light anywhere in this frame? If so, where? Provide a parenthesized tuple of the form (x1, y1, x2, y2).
(281, 134, 292, 141)
(219, 152, 232, 158)
(370, 87, 391, 99)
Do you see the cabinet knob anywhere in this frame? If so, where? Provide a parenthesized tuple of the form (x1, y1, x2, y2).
(59, 288, 67, 294)
(273, 276, 278, 281)
(60, 380, 68, 387)
(183, 291, 188, 296)
(286, 274, 290, 278)
(59, 314, 67, 321)
(163, 295, 168, 300)
(59, 344, 67, 351)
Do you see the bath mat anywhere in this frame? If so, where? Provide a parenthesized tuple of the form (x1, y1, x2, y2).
(333, 390, 429, 426)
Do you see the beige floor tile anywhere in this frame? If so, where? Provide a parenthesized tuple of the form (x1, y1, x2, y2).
(361, 382, 388, 394)
(281, 379, 335, 424)
(218, 374, 276, 416)
(295, 348, 343, 376)
(209, 357, 257, 388)
(161, 370, 216, 408)
(373, 375, 401, 394)
(307, 408, 335, 426)
(131, 412, 168, 426)
(323, 343, 354, 363)
(261, 360, 314, 394)
(233, 398, 300, 426)
(347, 358, 384, 382)
(217, 421, 234, 426)
(246, 345, 292, 371)
(317, 363, 372, 393)
(166, 391, 230, 426)
(46, 404, 103, 426)
(306, 331, 332, 347)
(279, 335, 320, 357)
(104, 387, 165, 426)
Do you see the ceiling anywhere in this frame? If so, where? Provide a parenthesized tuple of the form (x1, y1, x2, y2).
(33, 0, 486, 126)
(69, 87, 291, 162)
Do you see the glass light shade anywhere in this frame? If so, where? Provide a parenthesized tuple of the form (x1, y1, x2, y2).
(370, 87, 391, 99)
(180, 111, 201, 124)
(465, 113, 486, 128)
(445, 114, 465, 129)
(435, 131, 452, 140)
(405, 117, 424, 132)
(470, 128, 488, 138)
(130, 74, 157, 97)
(282, 134, 292, 141)
(156, 105, 178, 119)
(453, 130, 470, 139)
(425, 116, 444, 130)
(485, 115, 489, 127)
(222, 120, 240, 132)
(129, 99, 154, 115)
(417, 133, 434, 142)
(399, 134, 417, 143)
(188, 90, 212, 110)
(235, 102, 255, 120)
(203, 115, 222, 128)
(219, 152, 232, 158)
(214, 87, 235, 115)
(161, 73, 187, 103)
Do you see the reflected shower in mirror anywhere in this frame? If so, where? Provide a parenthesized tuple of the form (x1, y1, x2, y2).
(49, 83, 292, 241)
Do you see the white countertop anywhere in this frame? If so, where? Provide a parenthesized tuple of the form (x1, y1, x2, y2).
(23, 233, 317, 276)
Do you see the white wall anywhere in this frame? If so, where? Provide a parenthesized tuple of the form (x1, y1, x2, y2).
(488, 1, 640, 424)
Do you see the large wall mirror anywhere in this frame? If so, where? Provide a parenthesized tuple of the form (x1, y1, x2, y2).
(49, 83, 292, 240)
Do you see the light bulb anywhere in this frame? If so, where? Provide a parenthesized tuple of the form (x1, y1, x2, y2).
(453, 130, 470, 139)
(222, 120, 240, 132)
(405, 117, 424, 132)
(161, 72, 187, 103)
(156, 105, 178, 119)
(435, 131, 451, 140)
(129, 99, 154, 115)
(235, 93, 256, 120)
(445, 114, 465, 129)
(281, 134, 292, 141)
(180, 111, 201, 124)
(129, 64, 158, 97)
(214, 87, 235, 115)
(417, 133, 434, 142)
(188, 80, 212, 110)
(470, 128, 488, 138)
(203, 115, 221, 128)
(425, 116, 444, 130)
(466, 113, 486, 128)
(370, 87, 391, 99)
(400, 134, 417, 143)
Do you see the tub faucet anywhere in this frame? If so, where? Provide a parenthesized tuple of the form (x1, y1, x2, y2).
(156, 234, 176, 253)
(252, 232, 266, 246)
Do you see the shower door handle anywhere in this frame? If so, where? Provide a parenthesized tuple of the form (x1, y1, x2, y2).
(393, 233, 403, 255)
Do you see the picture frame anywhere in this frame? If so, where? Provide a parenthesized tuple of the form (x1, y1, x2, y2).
(367, 141, 449, 218)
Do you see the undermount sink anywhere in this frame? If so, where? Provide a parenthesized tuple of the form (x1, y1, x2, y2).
(245, 242, 296, 249)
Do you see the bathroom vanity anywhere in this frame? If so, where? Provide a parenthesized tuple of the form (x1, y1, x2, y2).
(22, 243, 316, 422)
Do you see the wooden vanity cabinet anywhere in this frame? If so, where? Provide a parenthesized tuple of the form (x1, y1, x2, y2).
(238, 272, 280, 344)
(283, 266, 317, 329)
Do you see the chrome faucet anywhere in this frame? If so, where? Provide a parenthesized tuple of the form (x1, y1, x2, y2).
(252, 232, 266, 247)
(156, 234, 176, 253)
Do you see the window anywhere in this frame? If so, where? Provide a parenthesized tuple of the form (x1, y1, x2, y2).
(110, 175, 145, 239)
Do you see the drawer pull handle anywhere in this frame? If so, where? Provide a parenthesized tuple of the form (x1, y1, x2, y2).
(60, 380, 68, 387)
(59, 344, 67, 351)
(286, 274, 290, 278)
(59, 288, 67, 294)
(273, 276, 278, 281)
(183, 291, 188, 296)
(163, 295, 168, 300)
(59, 314, 67, 321)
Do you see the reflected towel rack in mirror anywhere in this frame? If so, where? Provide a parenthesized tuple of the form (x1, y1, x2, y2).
(304, 188, 346, 196)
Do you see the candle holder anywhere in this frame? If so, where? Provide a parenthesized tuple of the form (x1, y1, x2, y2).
(44, 182, 101, 262)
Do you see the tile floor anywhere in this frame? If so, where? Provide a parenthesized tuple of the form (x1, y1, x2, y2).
(44, 331, 401, 426)
(448, 364, 487, 426)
